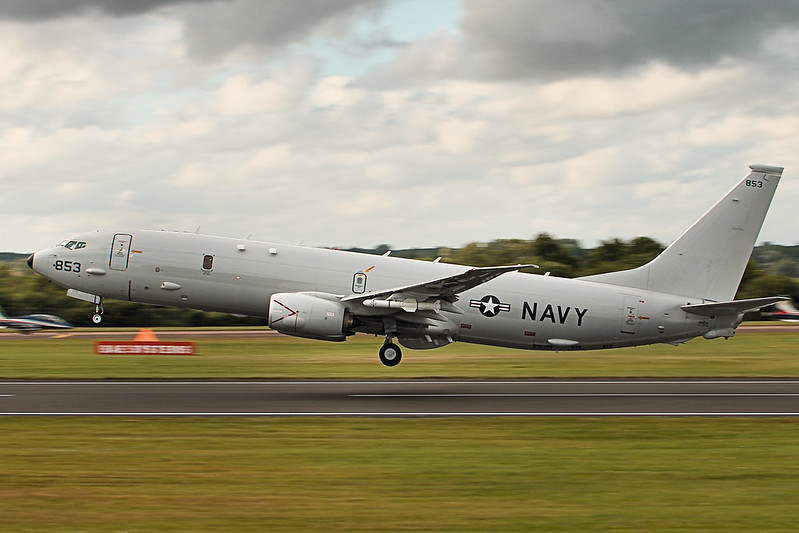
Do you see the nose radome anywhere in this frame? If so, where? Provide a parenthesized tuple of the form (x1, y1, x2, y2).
(26, 254, 34, 270)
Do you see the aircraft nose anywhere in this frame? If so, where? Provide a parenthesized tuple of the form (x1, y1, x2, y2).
(26, 253, 34, 270)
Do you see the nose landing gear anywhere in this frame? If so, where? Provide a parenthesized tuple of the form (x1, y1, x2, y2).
(91, 298, 104, 325)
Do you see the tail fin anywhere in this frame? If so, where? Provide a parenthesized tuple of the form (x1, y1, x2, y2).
(579, 164, 783, 301)
(0, 306, 6, 319)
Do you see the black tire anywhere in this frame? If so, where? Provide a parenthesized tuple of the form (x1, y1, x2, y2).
(91, 313, 103, 325)
(379, 343, 402, 367)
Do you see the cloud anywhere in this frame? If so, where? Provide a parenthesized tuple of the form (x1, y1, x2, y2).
(179, 0, 383, 60)
(2, 0, 798, 254)
(372, 0, 799, 84)
(0, 0, 202, 20)
(0, 0, 384, 62)
(215, 59, 319, 115)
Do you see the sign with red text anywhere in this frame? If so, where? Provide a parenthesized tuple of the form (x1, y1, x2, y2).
(95, 341, 197, 355)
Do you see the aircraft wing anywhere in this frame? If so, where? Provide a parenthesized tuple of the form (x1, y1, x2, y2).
(681, 296, 789, 317)
(341, 264, 533, 313)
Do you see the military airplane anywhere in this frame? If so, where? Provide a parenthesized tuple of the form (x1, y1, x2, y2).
(762, 299, 799, 322)
(27, 164, 785, 365)
(0, 306, 72, 333)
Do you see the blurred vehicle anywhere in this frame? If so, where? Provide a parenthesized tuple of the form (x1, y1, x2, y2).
(0, 306, 73, 333)
(761, 299, 799, 322)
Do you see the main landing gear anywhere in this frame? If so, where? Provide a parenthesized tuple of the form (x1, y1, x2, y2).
(378, 318, 402, 367)
(379, 336, 402, 367)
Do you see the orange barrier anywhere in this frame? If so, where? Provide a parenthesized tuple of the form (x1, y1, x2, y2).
(96, 329, 197, 355)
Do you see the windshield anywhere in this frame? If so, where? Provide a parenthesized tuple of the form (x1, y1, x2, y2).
(57, 240, 86, 250)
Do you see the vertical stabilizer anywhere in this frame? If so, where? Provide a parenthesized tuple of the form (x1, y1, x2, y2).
(579, 165, 783, 301)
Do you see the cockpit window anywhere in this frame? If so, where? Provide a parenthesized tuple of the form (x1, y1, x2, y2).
(58, 240, 87, 250)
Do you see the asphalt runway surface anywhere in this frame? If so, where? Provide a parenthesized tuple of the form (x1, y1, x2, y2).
(1, 326, 797, 417)
(3, 379, 799, 416)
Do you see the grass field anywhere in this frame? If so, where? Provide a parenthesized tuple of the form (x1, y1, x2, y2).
(2, 417, 799, 532)
(0, 328, 798, 378)
(2, 329, 799, 531)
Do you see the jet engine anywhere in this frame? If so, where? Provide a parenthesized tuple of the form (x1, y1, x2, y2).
(268, 292, 352, 341)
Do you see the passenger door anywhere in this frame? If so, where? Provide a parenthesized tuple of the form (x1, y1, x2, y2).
(109, 233, 132, 271)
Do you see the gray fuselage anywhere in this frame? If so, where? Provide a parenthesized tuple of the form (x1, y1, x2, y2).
(32, 229, 714, 352)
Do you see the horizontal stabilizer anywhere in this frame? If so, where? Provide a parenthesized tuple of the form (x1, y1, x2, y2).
(682, 296, 788, 317)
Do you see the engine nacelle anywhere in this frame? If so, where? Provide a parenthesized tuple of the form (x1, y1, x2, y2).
(268, 292, 351, 341)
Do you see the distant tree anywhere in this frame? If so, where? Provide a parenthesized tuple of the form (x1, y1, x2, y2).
(589, 238, 626, 263)
(628, 236, 664, 257)
(374, 244, 391, 256)
(581, 237, 664, 276)
(736, 261, 799, 302)
(531, 233, 577, 266)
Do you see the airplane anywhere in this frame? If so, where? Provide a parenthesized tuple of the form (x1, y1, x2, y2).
(0, 306, 73, 333)
(761, 299, 799, 322)
(27, 164, 786, 366)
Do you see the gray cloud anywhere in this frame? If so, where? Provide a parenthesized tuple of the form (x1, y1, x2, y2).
(180, 0, 382, 60)
(0, 0, 383, 61)
(0, 0, 203, 20)
(0, 0, 383, 59)
(459, 0, 799, 80)
(366, 0, 799, 86)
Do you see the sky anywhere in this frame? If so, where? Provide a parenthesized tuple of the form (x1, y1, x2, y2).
(2, 0, 799, 253)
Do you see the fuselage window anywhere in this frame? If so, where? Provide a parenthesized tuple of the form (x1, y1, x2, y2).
(202, 254, 214, 271)
(352, 272, 367, 294)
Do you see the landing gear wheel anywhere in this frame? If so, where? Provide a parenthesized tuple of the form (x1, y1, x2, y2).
(379, 342, 402, 367)
(92, 299, 104, 325)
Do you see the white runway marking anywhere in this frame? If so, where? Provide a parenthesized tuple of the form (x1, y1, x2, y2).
(2, 412, 799, 417)
(4, 380, 799, 386)
(350, 393, 799, 397)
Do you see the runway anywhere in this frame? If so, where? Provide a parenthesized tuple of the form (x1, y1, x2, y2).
(3, 379, 799, 416)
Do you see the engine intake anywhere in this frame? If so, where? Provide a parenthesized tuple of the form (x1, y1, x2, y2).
(268, 293, 351, 341)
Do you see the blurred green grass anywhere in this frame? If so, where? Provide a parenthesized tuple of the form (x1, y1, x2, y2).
(2, 417, 799, 532)
(0, 329, 797, 378)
